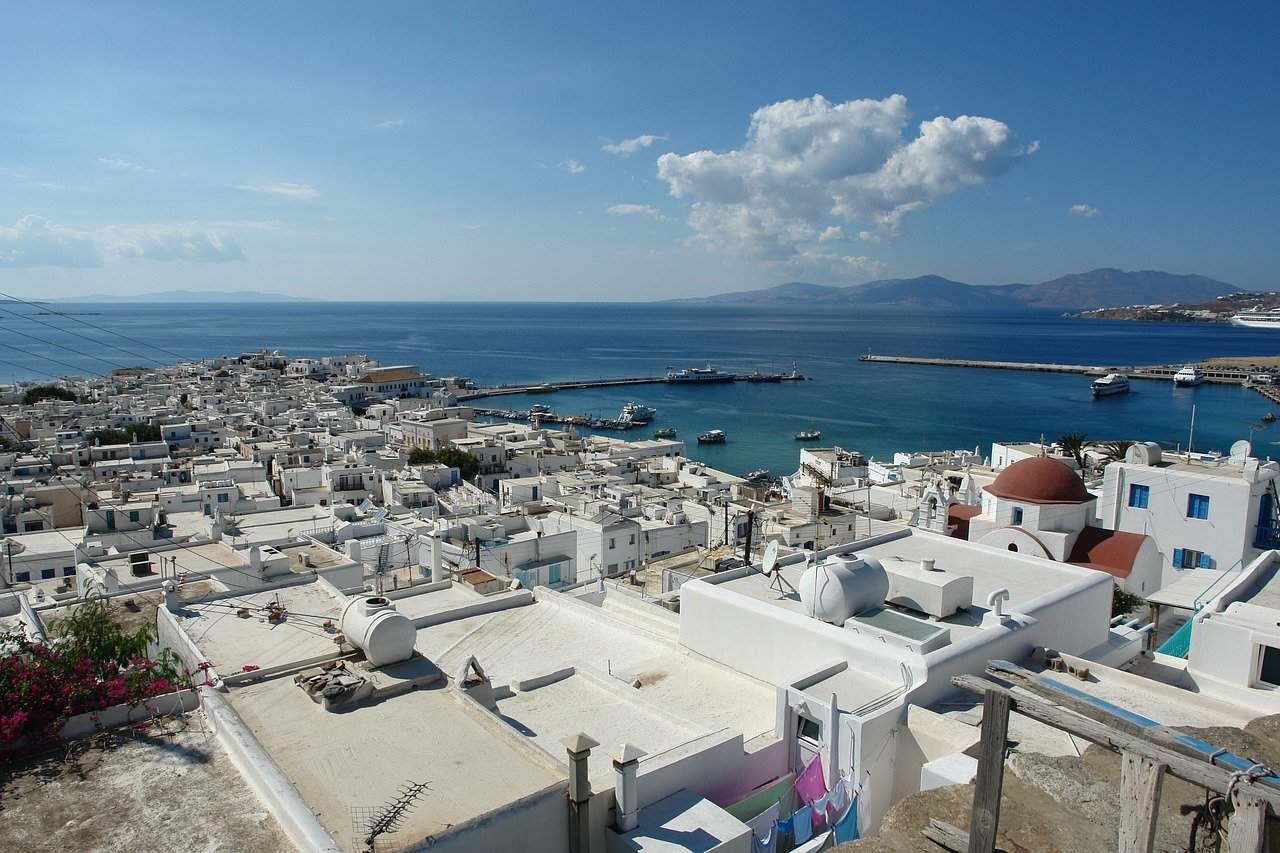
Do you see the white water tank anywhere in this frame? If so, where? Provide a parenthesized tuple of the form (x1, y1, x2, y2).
(799, 554, 889, 625)
(1125, 442, 1162, 466)
(339, 596, 415, 666)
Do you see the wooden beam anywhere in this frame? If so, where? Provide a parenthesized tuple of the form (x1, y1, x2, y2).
(1118, 751, 1165, 853)
(1227, 792, 1267, 853)
(968, 688, 1011, 853)
(922, 819, 970, 852)
(951, 674, 1280, 812)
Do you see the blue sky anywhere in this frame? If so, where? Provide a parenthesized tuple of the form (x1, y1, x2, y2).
(1, 2, 1276, 299)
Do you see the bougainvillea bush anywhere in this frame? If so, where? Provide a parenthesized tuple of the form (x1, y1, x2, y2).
(0, 595, 190, 750)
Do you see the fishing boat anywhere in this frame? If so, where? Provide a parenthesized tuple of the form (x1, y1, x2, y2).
(794, 429, 822, 440)
(1090, 373, 1130, 397)
(1173, 365, 1206, 386)
(745, 371, 781, 383)
(617, 402, 656, 424)
(745, 468, 770, 481)
(528, 403, 553, 415)
(653, 427, 677, 438)
(697, 429, 727, 444)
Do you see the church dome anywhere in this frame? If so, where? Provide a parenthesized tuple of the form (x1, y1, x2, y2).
(985, 457, 1090, 505)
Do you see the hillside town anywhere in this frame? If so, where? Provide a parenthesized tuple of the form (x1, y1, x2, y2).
(4, 350, 1280, 852)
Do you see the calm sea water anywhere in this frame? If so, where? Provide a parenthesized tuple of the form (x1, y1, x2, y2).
(5, 302, 1279, 476)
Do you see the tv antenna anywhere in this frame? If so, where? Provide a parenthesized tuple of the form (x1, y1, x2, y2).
(762, 540, 796, 596)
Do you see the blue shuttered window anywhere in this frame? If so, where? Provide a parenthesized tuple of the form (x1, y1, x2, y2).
(1128, 484, 1150, 508)
(1187, 493, 1210, 519)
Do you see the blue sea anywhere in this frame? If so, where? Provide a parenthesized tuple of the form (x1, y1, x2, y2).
(5, 302, 1279, 476)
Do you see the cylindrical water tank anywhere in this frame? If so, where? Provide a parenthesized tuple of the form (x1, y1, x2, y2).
(1125, 441, 1162, 466)
(339, 596, 415, 666)
(799, 555, 889, 625)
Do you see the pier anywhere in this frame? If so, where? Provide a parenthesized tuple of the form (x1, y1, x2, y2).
(857, 354, 1254, 384)
(458, 369, 805, 402)
(471, 406, 653, 431)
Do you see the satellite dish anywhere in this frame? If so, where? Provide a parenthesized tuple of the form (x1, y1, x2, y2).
(1230, 439, 1252, 462)
(762, 540, 780, 576)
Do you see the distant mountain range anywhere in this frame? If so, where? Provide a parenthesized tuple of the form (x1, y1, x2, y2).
(668, 268, 1244, 310)
(50, 290, 320, 303)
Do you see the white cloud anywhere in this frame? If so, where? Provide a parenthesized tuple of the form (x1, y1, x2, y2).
(0, 215, 246, 268)
(656, 93, 1035, 273)
(97, 157, 154, 173)
(375, 118, 406, 129)
(1069, 203, 1100, 218)
(560, 160, 586, 175)
(602, 133, 667, 156)
(0, 215, 102, 268)
(238, 181, 320, 199)
(606, 203, 669, 222)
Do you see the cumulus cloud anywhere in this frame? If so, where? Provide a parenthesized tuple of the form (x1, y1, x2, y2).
(656, 93, 1035, 273)
(1069, 203, 1100, 218)
(238, 181, 320, 199)
(375, 118, 406, 129)
(0, 215, 103, 268)
(560, 159, 586, 175)
(97, 157, 154, 173)
(0, 215, 246, 268)
(606, 203, 670, 222)
(602, 133, 667, 156)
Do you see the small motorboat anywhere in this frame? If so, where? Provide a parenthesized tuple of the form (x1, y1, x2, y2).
(794, 429, 822, 441)
(745, 468, 770, 481)
(654, 427, 677, 438)
(697, 429, 727, 444)
(1264, 413, 1277, 424)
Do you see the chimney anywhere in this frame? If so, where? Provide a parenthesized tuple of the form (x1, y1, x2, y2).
(612, 743, 645, 833)
(430, 535, 444, 583)
(921, 558, 936, 572)
(249, 545, 262, 574)
(562, 733, 599, 853)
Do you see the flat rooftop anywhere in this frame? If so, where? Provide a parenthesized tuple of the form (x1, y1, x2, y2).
(174, 580, 347, 672)
(228, 674, 562, 850)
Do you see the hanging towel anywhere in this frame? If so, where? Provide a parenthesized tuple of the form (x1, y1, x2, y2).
(825, 774, 848, 823)
(791, 804, 814, 845)
(794, 754, 827, 805)
(751, 823, 776, 853)
(746, 801, 781, 841)
(776, 814, 794, 838)
(832, 794, 860, 843)
(810, 792, 831, 831)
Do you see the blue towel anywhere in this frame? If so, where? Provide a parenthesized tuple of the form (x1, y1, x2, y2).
(776, 815, 794, 837)
(792, 804, 813, 844)
(833, 794, 860, 843)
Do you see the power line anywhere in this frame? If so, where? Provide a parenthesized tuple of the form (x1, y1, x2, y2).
(1, 324, 142, 374)
(0, 291, 190, 362)
(0, 340, 107, 379)
(0, 302, 160, 367)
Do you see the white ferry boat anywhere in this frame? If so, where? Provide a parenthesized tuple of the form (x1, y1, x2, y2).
(617, 402, 656, 424)
(666, 365, 734, 383)
(1090, 373, 1130, 397)
(697, 429, 727, 443)
(1173, 365, 1205, 386)
(1229, 308, 1280, 328)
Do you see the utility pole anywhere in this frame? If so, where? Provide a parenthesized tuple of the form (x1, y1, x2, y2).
(741, 509, 754, 566)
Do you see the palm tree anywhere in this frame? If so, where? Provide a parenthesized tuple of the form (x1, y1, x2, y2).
(1100, 440, 1135, 466)
(1058, 432, 1089, 469)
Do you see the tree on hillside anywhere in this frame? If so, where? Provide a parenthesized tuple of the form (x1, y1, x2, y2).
(1058, 432, 1089, 469)
(23, 385, 76, 405)
(407, 446, 479, 480)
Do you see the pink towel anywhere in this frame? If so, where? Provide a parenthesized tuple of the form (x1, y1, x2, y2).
(795, 755, 827, 805)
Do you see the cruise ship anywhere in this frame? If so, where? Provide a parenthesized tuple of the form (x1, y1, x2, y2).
(1173, 365, 1206, 386)
(666, 365, 734, 383)
(1229, 308, 1280, 328)
(1090, 373, 1130, 397)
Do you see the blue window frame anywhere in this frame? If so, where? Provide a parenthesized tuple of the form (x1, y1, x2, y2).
(531, 486, 539, 500)
(548, 564, 561, 585)
(1011, 507, 1024, 525)
(1128, 484, 1150, 509)
(63, 566, 75, 576)
(15, 571, 30, 583)
(1187, 493, 1210, 519)
(217, 493, 230, 503)
(40, 568, 55, 579)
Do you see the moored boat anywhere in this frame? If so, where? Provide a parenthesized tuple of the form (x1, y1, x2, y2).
(697, 429, 727, 443)
(794, 429, 822, 440)
(667, 365, 734, 383)
(653, 427, 677, 438)
(1230, 308, 1280, 328)
(1173, 365, 1205, 386)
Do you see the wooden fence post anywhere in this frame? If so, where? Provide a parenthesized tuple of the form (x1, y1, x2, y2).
(968, 689, 1011, 853)
(1227, 791, 1267, 853)
(1118, 750, 1165, 853)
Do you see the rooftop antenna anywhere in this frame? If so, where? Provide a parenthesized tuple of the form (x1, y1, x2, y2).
(763, 539, 796, 596)
(360, 780, 431, 852)
(1188, 403, 1197, 454)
